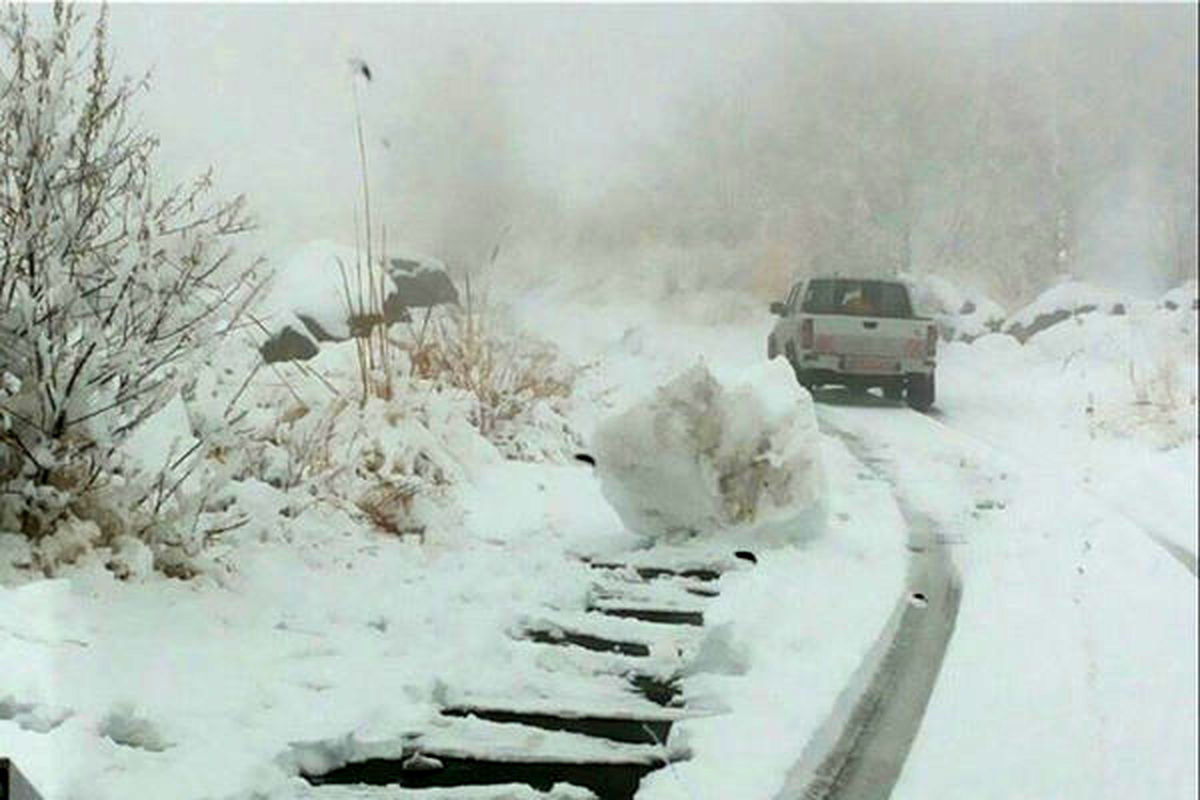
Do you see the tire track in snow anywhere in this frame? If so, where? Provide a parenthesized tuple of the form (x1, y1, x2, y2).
(775, 416, 961, 800)
(928, 409, 1198, 578)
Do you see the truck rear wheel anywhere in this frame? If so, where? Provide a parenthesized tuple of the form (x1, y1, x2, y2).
(784, 344, 808, 386)
(905, 373, 935, 411)
(883, 381, 903, 401)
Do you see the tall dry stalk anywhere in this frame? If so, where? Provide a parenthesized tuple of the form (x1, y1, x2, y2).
(338, 65, 395, 406)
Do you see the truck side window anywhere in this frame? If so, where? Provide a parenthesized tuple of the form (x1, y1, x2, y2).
(785, 283, 803, 315)
(802, 281, 834, 314)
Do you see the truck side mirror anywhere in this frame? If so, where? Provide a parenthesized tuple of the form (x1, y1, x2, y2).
(769, 301, 786, 316)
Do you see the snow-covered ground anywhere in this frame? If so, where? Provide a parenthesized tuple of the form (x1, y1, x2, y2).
(2, 273, 1196, 799)
(0, 280, 906, 799)
(938, 301, 1198, 558)
(514, 280, 1198, 798)
(513, 289, 910, 799)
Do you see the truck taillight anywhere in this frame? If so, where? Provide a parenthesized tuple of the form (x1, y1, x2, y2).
(801, 318, 814, 349)
(926, 325, 937, 357)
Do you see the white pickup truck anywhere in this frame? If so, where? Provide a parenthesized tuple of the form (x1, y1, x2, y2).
(767, 277, 937, 410)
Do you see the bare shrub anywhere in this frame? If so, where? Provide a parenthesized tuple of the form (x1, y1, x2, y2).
(355, 478, 423, 540)
(0, 3, 256, 561)
(403, 282, 575, 437)
(1127, 358, 1187, 412)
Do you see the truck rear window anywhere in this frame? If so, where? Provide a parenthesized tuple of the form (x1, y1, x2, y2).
(801, 279, 913, 318)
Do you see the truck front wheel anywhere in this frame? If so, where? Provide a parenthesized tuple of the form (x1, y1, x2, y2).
(905, 373, 935, 411)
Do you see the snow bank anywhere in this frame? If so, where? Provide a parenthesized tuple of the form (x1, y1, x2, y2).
(939, 279, 1197, 554)
(901, 271, 1007, 342)
(258, 240, 365, 341)
(1159, 279, 1197, 312)
(591, 359, 825, 544)
(1005, 279, 1139, 342)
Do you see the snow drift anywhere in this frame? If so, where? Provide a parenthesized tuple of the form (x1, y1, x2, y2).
(591, 359, 825, 544)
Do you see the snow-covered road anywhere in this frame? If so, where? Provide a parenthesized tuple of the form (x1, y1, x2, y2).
(820, 399, 1196, 800)
(780, 405, 962, 800)
(929, 406, 1198, 578)
(513, 287, 1196, 799)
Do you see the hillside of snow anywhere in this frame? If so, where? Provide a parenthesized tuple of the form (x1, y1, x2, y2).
(1, 270, 1196, 799)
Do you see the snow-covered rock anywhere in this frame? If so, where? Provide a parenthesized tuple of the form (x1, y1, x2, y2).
(1005, 280, 1138, 343)
(591, 359, 825, 544)
(256, 240, 458, 363)
(1159, 279, 1198, 312)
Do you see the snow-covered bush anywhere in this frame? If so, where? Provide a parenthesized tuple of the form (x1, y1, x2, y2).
(591, 359, 826, 544)
(0, 4, 255, 569)
(193, 315, 580, 544)
(403, 291, 579, 456)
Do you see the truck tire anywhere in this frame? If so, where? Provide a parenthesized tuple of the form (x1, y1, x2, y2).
(905, 373, 935, 411)
(784, 344, 815, 390)
(784, 343, 800, 375)
(883, 382, 903, 401)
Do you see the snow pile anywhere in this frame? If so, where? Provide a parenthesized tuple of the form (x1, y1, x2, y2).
(1005, 279, 1137, 343)
(257, 240, 365, 342)
(1159, 279, 1197, 312)
(939, 277, 1197, 553)
(902, 271, 1007, 342)
(255, 240, 456, 362)
(591, 359, 825, 544)
(179, 345, 575, 552)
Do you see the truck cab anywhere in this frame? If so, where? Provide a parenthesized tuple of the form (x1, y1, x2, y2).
(768, 277, 937, 410)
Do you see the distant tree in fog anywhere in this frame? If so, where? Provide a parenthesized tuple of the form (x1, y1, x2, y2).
(566, 4, 1196, 303)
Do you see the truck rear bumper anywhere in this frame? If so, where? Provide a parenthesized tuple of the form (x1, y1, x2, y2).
(795, 352, 934, 385)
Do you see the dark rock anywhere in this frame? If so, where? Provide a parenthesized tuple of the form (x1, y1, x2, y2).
(386, 259, 460, 308)
(1006, 310, 1070, 344)
(296, 314, 342, 342)
(1006, 305, 1097, 344)
(258, 251, 457, 363)
(260, 325, 318, 363)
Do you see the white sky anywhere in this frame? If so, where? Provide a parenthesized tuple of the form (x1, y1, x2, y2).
(99, 4, 1195, 295)
(108, 4, 782, 257)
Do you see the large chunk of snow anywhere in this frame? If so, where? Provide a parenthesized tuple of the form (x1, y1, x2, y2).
(591, 359, 824, 544)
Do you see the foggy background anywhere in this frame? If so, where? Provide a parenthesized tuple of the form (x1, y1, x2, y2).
(109, 4, 1197, 306)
